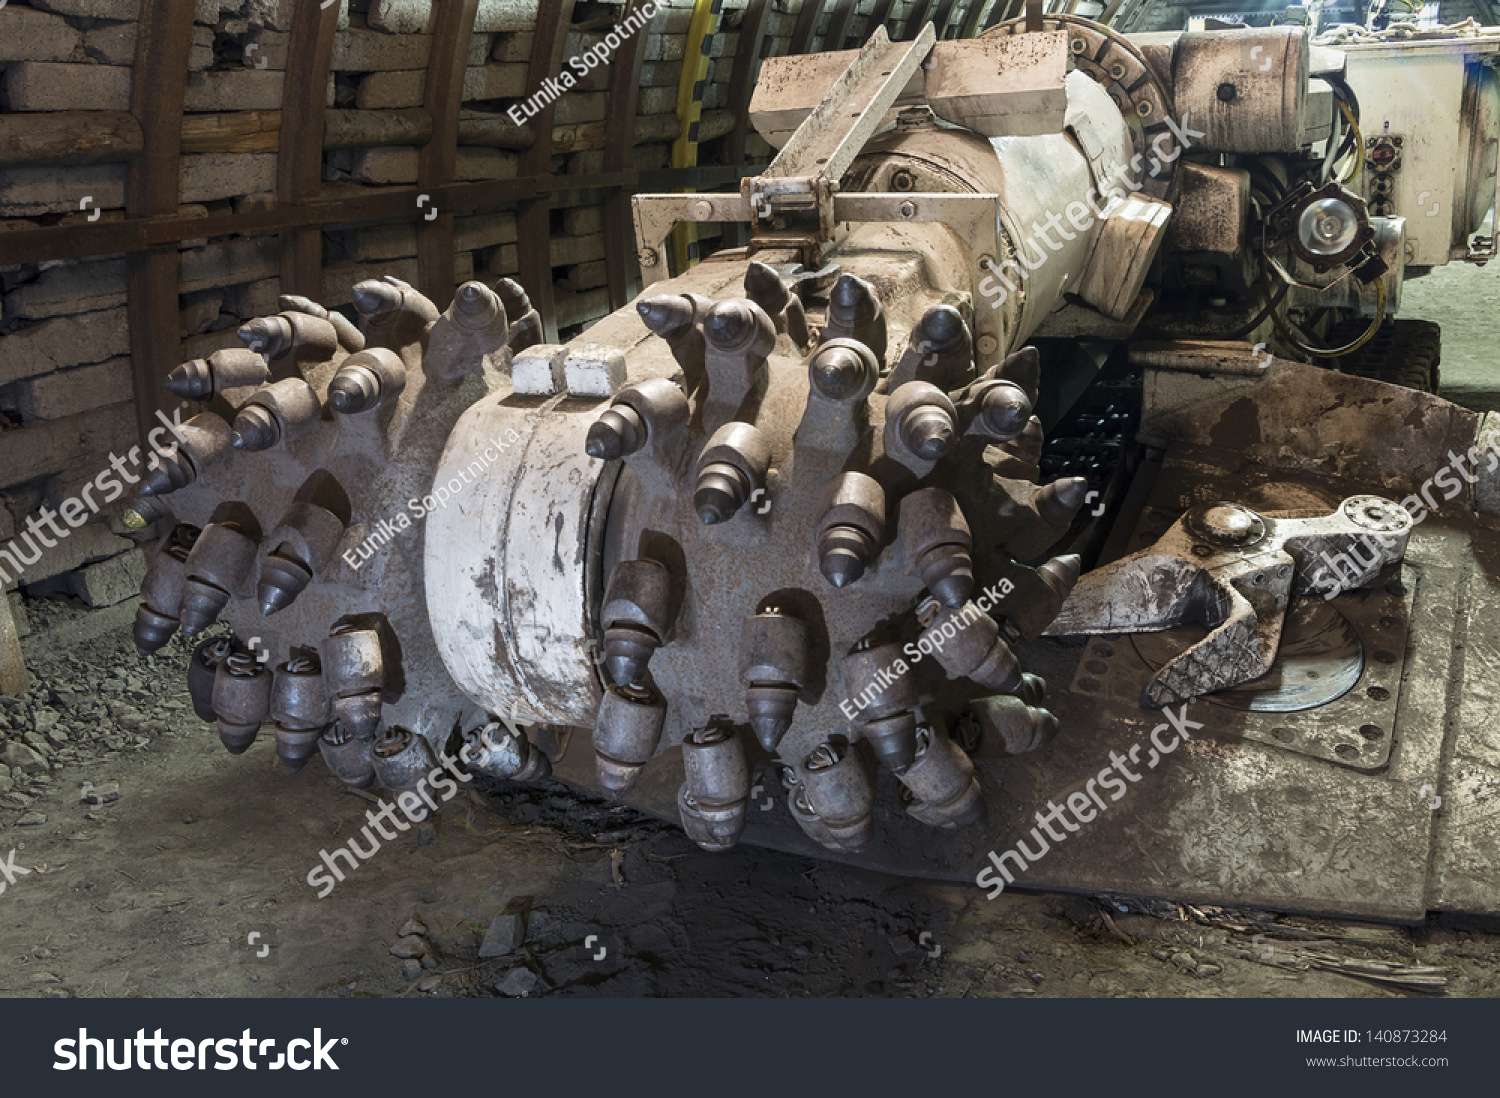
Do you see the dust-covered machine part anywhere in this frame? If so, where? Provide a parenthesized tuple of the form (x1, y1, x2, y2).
(128, 17, 1500, 921)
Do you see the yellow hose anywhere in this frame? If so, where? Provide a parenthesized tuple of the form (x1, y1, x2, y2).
(1336, 99, 1363, 184)
(670, 0, 724, 273)
(1271, 276, 1386, 358)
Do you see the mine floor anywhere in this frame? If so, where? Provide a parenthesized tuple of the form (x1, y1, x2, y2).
(1, 260, 1497, 999)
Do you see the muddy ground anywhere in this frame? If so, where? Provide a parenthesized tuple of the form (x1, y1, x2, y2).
(1, 262, 1497, 1001)
(1, 597, 1497, 1001)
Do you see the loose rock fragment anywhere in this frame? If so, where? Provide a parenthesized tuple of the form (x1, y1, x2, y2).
(389, 935, 427, 959)
(479, 913, 526, 958)
(493, 967, 539, 997)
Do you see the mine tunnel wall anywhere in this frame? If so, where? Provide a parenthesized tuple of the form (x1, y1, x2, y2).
(0, 0, 979, 618)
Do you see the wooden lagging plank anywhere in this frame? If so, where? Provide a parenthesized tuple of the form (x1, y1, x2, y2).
(517, 0, 578, 343)
(277, 0, 341, 299)
(604, 0, 654, 310)
(0, 593, 25, 698)
(125, 0, 195, 451)
(417, 0, 481, 309)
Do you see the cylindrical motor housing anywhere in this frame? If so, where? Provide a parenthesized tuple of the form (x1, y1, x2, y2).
(840, 72, 1131, 355)
(1172, 27, 1310, 153)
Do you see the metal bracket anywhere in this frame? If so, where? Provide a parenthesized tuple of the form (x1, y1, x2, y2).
(1463, 114, 1500, 264)
(834, 191, 1003, 359)
(744, 22, 937, 244)
(632, 192, 751, 274)
(625, 23, 1024, 355)
(631, 25, 937, 272)
(1044, 496, 1414, 706)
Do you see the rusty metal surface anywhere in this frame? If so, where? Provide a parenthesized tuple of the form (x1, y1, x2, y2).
(983, 14, 1178, 199)
(1166, 162, 1251, 257)
(1431, 522, 1500, 912)
(1119, 586, 1408, 772)
(104, 20, 1500, 919)
(745, 32, 1070, 145)
(427, 209, 1090, 860)
(1138, 358, 1483, 504)
(748, 24, 937, 245)
(1172, 27, 1311, 154)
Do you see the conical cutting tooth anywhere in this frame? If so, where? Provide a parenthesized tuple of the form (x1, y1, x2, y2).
(740, 606, 808, 752)
(212, 649, 272, 755)
(133, 523, 200, 656)
(1035, 477, 1088, 526)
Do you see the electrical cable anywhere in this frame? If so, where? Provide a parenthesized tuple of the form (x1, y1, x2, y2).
(1270, 277, 1386, 357)
(1313, 72, 1362, 181)
(1334, 99, 1363, 183)
(1222, 279, 1291, 340)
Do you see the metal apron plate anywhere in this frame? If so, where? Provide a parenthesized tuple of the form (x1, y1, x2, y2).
(1429, 522, 1500, 913)
(1097, 577, 1415, 774)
